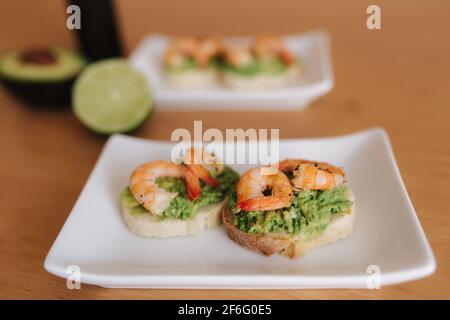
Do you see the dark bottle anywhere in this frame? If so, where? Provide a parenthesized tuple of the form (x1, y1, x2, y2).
(68, 0, 123, 61)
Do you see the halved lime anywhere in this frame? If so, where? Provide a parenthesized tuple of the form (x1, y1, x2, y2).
(73, 59, 153, 134)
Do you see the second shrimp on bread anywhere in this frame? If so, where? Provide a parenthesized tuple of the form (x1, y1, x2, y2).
(223, 159, 355, 259)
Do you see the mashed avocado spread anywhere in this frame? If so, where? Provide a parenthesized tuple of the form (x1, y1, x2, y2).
(229, 185, 353, 240)
(165, 56, 291, 76)
(121, 166, 239, 220)
(224, 57, 291, 77)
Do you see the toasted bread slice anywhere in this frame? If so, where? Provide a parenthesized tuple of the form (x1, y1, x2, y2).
(164, 68, 218, 88)
(222, 187, 355, 259)
(122, 200, 226, 238)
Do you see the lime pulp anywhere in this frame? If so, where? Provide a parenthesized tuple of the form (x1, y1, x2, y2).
(73, 59, 153, 134)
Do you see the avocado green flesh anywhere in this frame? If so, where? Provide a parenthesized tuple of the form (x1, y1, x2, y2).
(224, 57, 294, 77)
(229, 185, 353, 240)
(165, 55, 297, 77)
(0, 47, 85, 82)
(120, 166, 239, 220)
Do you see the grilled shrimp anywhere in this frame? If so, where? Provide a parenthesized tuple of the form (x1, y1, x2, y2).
(129, 160, 201, 215)
(164, 36, 222, 68)
(278, 159, 345, 190)
(183, 147, 223, 187)
(252, 34, 295, 65)
(164, 37, 197, 68)
(236, 167, 293, 211)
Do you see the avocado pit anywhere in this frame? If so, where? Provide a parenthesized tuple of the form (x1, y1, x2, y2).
(20, 48, 57, 65)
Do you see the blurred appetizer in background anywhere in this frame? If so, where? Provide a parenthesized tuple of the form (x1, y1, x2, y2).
(120, 148, 239, 237)
(223, 34, 302, 89)
(223, 159, 355, 259)
(163, 36, 223, 88)
(162, 34, 302, 89)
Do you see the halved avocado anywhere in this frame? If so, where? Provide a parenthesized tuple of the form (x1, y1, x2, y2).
(0, 47, 86, 106)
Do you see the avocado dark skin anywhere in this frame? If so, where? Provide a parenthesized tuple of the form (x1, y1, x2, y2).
(1, 76, 76, 106)
(0, 47, 85, 107)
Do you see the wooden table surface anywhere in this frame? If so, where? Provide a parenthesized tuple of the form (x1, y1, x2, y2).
(1, 0, 449, 299)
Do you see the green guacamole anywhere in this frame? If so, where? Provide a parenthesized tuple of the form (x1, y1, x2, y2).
(121, 166, 239, 220)
(224, 57, 290, 77)
(229, 185, 353, 240)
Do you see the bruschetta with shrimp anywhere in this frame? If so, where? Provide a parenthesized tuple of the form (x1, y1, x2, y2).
(222, 159, 355, 259)
(163, 36, 223, 88)
(120, 148, 239, 237)
(222, 34, 302, 89)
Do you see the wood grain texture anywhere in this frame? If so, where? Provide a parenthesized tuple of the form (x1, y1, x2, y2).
(0, 0, 449, 299)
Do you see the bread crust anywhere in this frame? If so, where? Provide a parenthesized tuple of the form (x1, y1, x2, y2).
(222, 187, 356, 259)
(222, 206, 295, 256)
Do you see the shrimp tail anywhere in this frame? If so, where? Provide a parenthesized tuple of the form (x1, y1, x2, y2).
(279, 48, 294, 65)
(278, 159, 299, 172)
(189, 164, 220, 187)
(184, 167, 202, 201)
(238, 196, 290, 212)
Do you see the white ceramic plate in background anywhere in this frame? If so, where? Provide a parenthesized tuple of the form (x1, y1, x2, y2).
(44, 128, 435, 288)
(129, 30, 334, 111)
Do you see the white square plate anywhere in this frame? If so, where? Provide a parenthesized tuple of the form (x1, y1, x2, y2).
(129, 30, 334, 111)
(44, 128, 436, 288)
